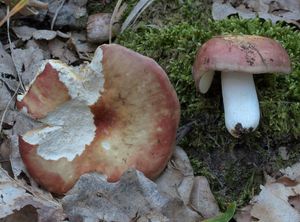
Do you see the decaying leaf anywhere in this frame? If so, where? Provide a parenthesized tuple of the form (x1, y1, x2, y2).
(190, 176, 220, 218)
(155, 146, 194, 204)
(11, 46, 45, 85)
(32, 29, 57, 40)
(251, 184, 300, 221)
(48, 38, 78, 64)
(0, 168, 65, 221)
(236, 162, 300, 222)
(67, 32, 97, 60)
(12, 26, 37, 41)
(212, 0, 300, 28)
(8, 112, 42, 178)
(47, 0, 88, 29)
(62, 169, 200, 222)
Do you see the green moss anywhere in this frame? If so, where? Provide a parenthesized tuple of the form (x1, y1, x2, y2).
(117, 5, 300, 206)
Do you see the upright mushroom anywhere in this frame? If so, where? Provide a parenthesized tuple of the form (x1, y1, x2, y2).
(193, 35, 291, 137)
(17, 44, 180, 194)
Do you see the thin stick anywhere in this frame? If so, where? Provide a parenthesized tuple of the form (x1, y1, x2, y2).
(110, 0, 123, 44)
(0, 6, 23, 132)
(51, 0, 66, 30)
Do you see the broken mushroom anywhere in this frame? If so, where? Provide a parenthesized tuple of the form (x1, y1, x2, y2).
(193, 35, 291, 137)
(17, 44, 180, 194)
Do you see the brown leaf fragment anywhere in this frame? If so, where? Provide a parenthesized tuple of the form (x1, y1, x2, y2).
(62, 169, 200, 222)
(47, 0, 88, 29)
(32, 29, 57, 40)
(155, 146, 194, 204)
(0, 168, 65, 222)
(11, 47, 45, 85)
(0, 43, 17, 79)
(48, 38, 78, 64)
(281, 162, 300, 181)
(12, 26, 37, 41)
(67, 32, 97, 60)
(189, 176, 220, 219)
(250, 184, 300, 221)
(8, 113, 42, 178)
(212, 0, 300, 28)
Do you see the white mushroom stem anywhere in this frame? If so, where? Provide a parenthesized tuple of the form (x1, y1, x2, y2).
(221, 71, 260, 137)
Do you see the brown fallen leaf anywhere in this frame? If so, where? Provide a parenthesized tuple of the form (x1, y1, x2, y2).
(155, 146, 194, 204)
(238, 162, 300, 222)
(48, 38, 78, 64)
(212, 0, 300, 28)
(62, 169, 200, 222)
(0, 167, 65, 221)
(189, 176, 220, 219)
(11, 46, 45, 85)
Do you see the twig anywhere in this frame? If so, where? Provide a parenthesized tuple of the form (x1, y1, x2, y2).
(0, 7, 23, 132)
(51, 0, 66, 30)
(6, 6, 26, 93)
(110, 0, 123, 44)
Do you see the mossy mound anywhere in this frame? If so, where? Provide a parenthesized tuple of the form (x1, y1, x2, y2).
(117, 17, 300, 206)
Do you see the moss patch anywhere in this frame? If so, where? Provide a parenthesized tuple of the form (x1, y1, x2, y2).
(115, 1, 300, 206)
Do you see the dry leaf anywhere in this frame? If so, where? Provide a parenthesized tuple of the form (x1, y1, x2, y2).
(32, 29, 57, 40)
(155, 146, 194, 204)
(47, 0, 88, 29)
(67, 32, 97, 59)
(9, 113, 42, 178)
(280, 162, 300, 180)
(62, 169, 200, 222)
(0, 168, 65, 221)
(212, 0, 300, 28)
(242, 162, 300, 222)
(12, 26, 37, 41)
(190, 176, 220, 219)
(48, 38, 78, 64)
(250, 184, 300, 221)
(11, 47, 45, 85)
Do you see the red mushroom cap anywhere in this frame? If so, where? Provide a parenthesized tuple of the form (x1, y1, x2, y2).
(192, 35, 291, 93)
(17, 44, 180, 194)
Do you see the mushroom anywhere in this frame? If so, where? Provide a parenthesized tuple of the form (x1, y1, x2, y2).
(17, 44, 180, 194)
(193, 35, 291, 137)
(87, 13, 121, 43)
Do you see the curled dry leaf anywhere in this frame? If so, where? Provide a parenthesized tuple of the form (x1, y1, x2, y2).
(236, 162, 300, 222)
(0, 168, 65, 221)
(62, 169, 200, 222)
(212, 0, 300, 28)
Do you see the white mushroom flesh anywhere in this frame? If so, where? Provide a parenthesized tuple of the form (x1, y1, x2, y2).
(221, 71, 260, 137)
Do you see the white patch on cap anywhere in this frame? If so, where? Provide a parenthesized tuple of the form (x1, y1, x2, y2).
(101, 141, 111, 151)
(22, 100, 96, 161)
(49, 48, 104, 106)
(20, 47, 105, 161)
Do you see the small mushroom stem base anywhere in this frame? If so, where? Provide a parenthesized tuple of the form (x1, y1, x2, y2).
(221, 71, 260, 137)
